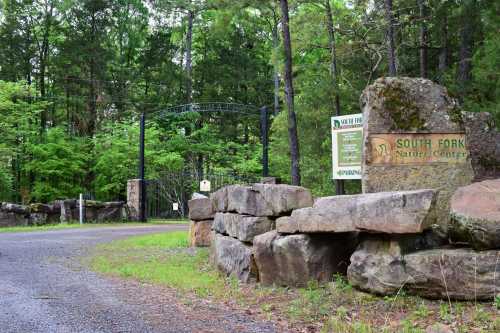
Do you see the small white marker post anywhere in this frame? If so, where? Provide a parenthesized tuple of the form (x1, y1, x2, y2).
(79, 193, 84, 225)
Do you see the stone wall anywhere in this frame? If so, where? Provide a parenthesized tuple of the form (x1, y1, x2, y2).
(204, 78, 500, 301)
(0, 200, 127, 227)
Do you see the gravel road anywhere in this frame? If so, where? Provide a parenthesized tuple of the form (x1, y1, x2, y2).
(0, 225, 279, 333)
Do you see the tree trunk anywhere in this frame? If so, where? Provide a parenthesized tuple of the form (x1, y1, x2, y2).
(185, 10, 194, 105)
(39, 1, 54, 136)
(324, 0, 341, 116)
(417, 0, 428, 78)
(457, 0, 477, 101)
(384, 0, 397, 76)
(88, 11, 97, 137)
(279, 0, 301, 186)
(438, 16, 448, 76)
(272, 19, 281, 115)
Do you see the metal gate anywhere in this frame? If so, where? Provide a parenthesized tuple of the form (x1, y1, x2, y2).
(146, 171, 260, 219)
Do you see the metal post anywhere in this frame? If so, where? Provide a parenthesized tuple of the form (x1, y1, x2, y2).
(260, 106, 269, 177)
(335, 106, 345, 195)
(79, 193, 84, 225)
(139, 112, 147, 222)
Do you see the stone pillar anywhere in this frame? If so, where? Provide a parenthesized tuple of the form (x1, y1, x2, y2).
(361, 77, 474, 233)
(127, 179, 142, 221)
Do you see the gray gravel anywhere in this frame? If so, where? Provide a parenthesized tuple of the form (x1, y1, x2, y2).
(0, 225, 279, 333)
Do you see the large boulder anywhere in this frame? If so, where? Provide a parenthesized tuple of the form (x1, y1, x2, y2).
(188, 195, 215, 221)
(462, 111, 500, 180)
(277, 189, 437, 234)
(253, 230, 358, 287)
(210, 184, 313, 217)
(449, 179, 500, 250)
(347, 235, 499, 300)
(276, 196, 358, 233)
(347, 233, 444, 295)
(212, 213, 274, 243)
(212, 233, 258, 283)
(361, 77, 475, 231)
(403, 248, 500, 300)
(189, 220, 213, 247)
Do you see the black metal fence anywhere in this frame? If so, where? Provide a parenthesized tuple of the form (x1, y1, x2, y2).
(146, 171, 260, 219)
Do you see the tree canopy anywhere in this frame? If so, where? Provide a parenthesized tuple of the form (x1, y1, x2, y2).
(0, 0, 498, 203)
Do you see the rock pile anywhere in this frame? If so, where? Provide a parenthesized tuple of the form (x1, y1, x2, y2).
(188, 193, 215, 247)
(209, 184, 313, 283)
(0, 200, 127, 227)
(345, 184, 500, 300)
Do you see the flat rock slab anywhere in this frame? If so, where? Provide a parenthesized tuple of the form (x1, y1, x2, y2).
(361, 77, 475, 232)
(213, 213, 275, 243)
(277, 189, 437, 234)
(189, 220, 213, 247)
(253, 230, 358, 287)
(210, 184, 313, 217)
(348, 236, 500, 300)
(212, 233, 257, 283)
(188, 197, 215, 221)
(450, 179, 500, 250)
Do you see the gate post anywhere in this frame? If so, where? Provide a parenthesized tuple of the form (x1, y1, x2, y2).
(260, 106, 269, 177)
(139, 112, 147, 222)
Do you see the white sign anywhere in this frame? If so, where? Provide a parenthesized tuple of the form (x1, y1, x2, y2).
(172, 202, 179, 211)
(331, 114, 363, 179)
(200, 180, 211, 192)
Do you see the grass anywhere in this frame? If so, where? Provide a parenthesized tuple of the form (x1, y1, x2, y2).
(90, 231, 239, 299)
(89, 231, 500, 333)
(0, 219, 188, 233)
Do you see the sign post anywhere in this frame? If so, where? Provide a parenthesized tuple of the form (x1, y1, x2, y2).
(331, 114, 363, 183)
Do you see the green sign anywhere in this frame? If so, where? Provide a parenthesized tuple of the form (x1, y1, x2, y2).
(331, 114, 363, 179)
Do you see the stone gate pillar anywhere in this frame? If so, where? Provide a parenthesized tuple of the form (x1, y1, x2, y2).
(127, 179, 142, 221)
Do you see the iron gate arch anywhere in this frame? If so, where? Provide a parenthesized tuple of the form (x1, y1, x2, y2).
(137, 102, 271, 221)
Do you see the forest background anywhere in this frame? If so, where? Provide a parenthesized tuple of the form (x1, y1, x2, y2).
(0, 0, 498, 203)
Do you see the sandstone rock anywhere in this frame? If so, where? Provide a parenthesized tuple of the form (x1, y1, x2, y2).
(355, 189, 437, 233)
(210, 186, 229, 212)
(188, 197, 214, 221)
(361, 77, 475, 231)
(254, 230, 358, 287)
(97, 202, 125, 222)
(251, 184, 313, 216)
(189, 220, 213, 247)
(1, 203, 29, 215)
(212, 233, 257, 283)
(403, 248, 500, 300)
(462, 111, 500, 180)
(277, 190, 437, 234)
(0, 211, 29, 227)
(277, 195, 357, 233)
(348, 235, 500, 300)
(29, 203, 52, 214)
(211, 184, 313, 217)
(449, 179, 500, 250)
(30, 213, 48, 225)
(212, 212, 274, 243)
(347, 233, 444, 295)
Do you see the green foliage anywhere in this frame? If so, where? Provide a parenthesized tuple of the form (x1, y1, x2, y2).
(24, 128, 90, 202)
(1, 0, 500, 202)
